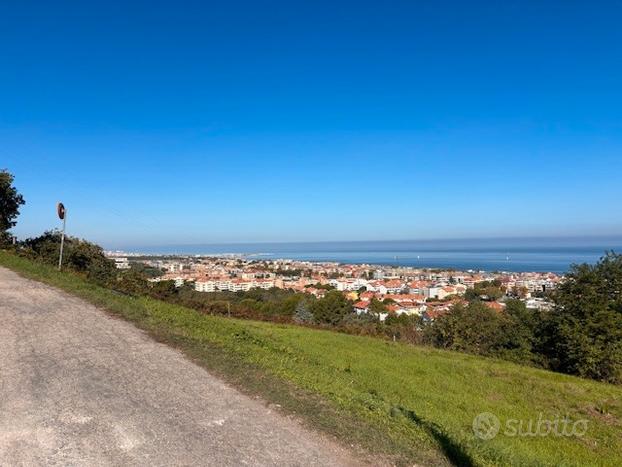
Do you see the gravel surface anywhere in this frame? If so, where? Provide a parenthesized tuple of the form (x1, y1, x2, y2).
(0, 267, 361, 466)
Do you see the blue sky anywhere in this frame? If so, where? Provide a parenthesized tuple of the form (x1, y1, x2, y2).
(2, 1, 622, 249)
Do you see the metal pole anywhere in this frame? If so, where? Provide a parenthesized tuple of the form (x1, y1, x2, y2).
(58, 212, 66, 270)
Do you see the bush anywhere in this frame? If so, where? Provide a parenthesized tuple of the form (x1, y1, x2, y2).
(19, 230, 116, 284)
(293, 299, 314, 324)
(425, 300, 534, 361)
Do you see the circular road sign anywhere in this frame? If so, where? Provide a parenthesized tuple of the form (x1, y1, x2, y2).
(57, 202, 66, 220)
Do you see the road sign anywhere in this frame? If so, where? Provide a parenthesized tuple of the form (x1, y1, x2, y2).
(57, 202, 67, 270)
(57, 202, 66, 220)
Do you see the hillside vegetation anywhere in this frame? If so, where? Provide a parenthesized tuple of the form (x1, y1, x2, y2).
(8, 225, 622, 385)
(1, 251, 621, 466)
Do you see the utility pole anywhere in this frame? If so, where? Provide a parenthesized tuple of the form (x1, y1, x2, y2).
(57, 203, 67, 271)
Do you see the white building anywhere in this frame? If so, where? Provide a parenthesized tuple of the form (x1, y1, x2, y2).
(328, 278, 369, 291)
(113, 257, 130, 269)
(195, 280, 217, 292)
(194, 278, 275, 293)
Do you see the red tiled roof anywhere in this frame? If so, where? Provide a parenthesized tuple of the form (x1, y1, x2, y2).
(486, 301, 506, 312)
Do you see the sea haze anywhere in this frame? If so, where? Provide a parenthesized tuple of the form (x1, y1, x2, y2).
(122, 237, 622, 274)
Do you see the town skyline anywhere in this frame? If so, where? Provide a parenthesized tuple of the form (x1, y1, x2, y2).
(107, 250, 559, 315)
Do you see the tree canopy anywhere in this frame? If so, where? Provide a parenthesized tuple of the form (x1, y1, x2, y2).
(538, 251, 622, 383)
(310, 290, 353, 325)
(0, 170, 25, 245)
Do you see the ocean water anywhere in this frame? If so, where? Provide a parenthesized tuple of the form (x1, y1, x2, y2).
(127, 237, 622, 273)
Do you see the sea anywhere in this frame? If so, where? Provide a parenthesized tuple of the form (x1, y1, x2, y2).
(125, 237, 622, 274)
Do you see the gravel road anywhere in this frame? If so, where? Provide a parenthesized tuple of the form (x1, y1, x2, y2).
(0, 266, 361, 466)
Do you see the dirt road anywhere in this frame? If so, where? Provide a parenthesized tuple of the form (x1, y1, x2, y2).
(0, 267, 360, 466)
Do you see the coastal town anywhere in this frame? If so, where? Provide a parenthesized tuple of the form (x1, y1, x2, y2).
(106, 251, 559, 320)
(4, 1, 622, 464)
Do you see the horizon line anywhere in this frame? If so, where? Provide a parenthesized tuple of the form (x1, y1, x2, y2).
(111, 233, 622, 250)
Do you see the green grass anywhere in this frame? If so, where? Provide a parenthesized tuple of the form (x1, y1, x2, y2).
(2, 251, 621, 466)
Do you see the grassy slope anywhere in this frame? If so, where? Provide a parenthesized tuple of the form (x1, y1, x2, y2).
(1, 251, 621, 467)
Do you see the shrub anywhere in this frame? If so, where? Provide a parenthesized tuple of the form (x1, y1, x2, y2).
(19, 230, 116, 284)
(293, 299, 315, 324)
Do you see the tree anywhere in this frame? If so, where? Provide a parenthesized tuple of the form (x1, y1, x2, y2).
(465, 280, 504, 302)
(384, 313, 424, 344)
(425, 301, 507, 355)
(129, 262, 165, 278)
(511, 286, 529, 299)
(0, 170, 25, 245)
(498, 299, 540, 363)
(293, 299, 314, 324)
(369, 298, 387, 316)
(538, 251, 622, 383)
(311, 290, 353, 325)
(424, 298, 538, 363)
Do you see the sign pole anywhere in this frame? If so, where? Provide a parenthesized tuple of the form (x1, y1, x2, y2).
(57, 203, 67, 271)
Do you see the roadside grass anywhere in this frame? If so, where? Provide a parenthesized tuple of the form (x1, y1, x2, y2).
(2, 251, 621, 467)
